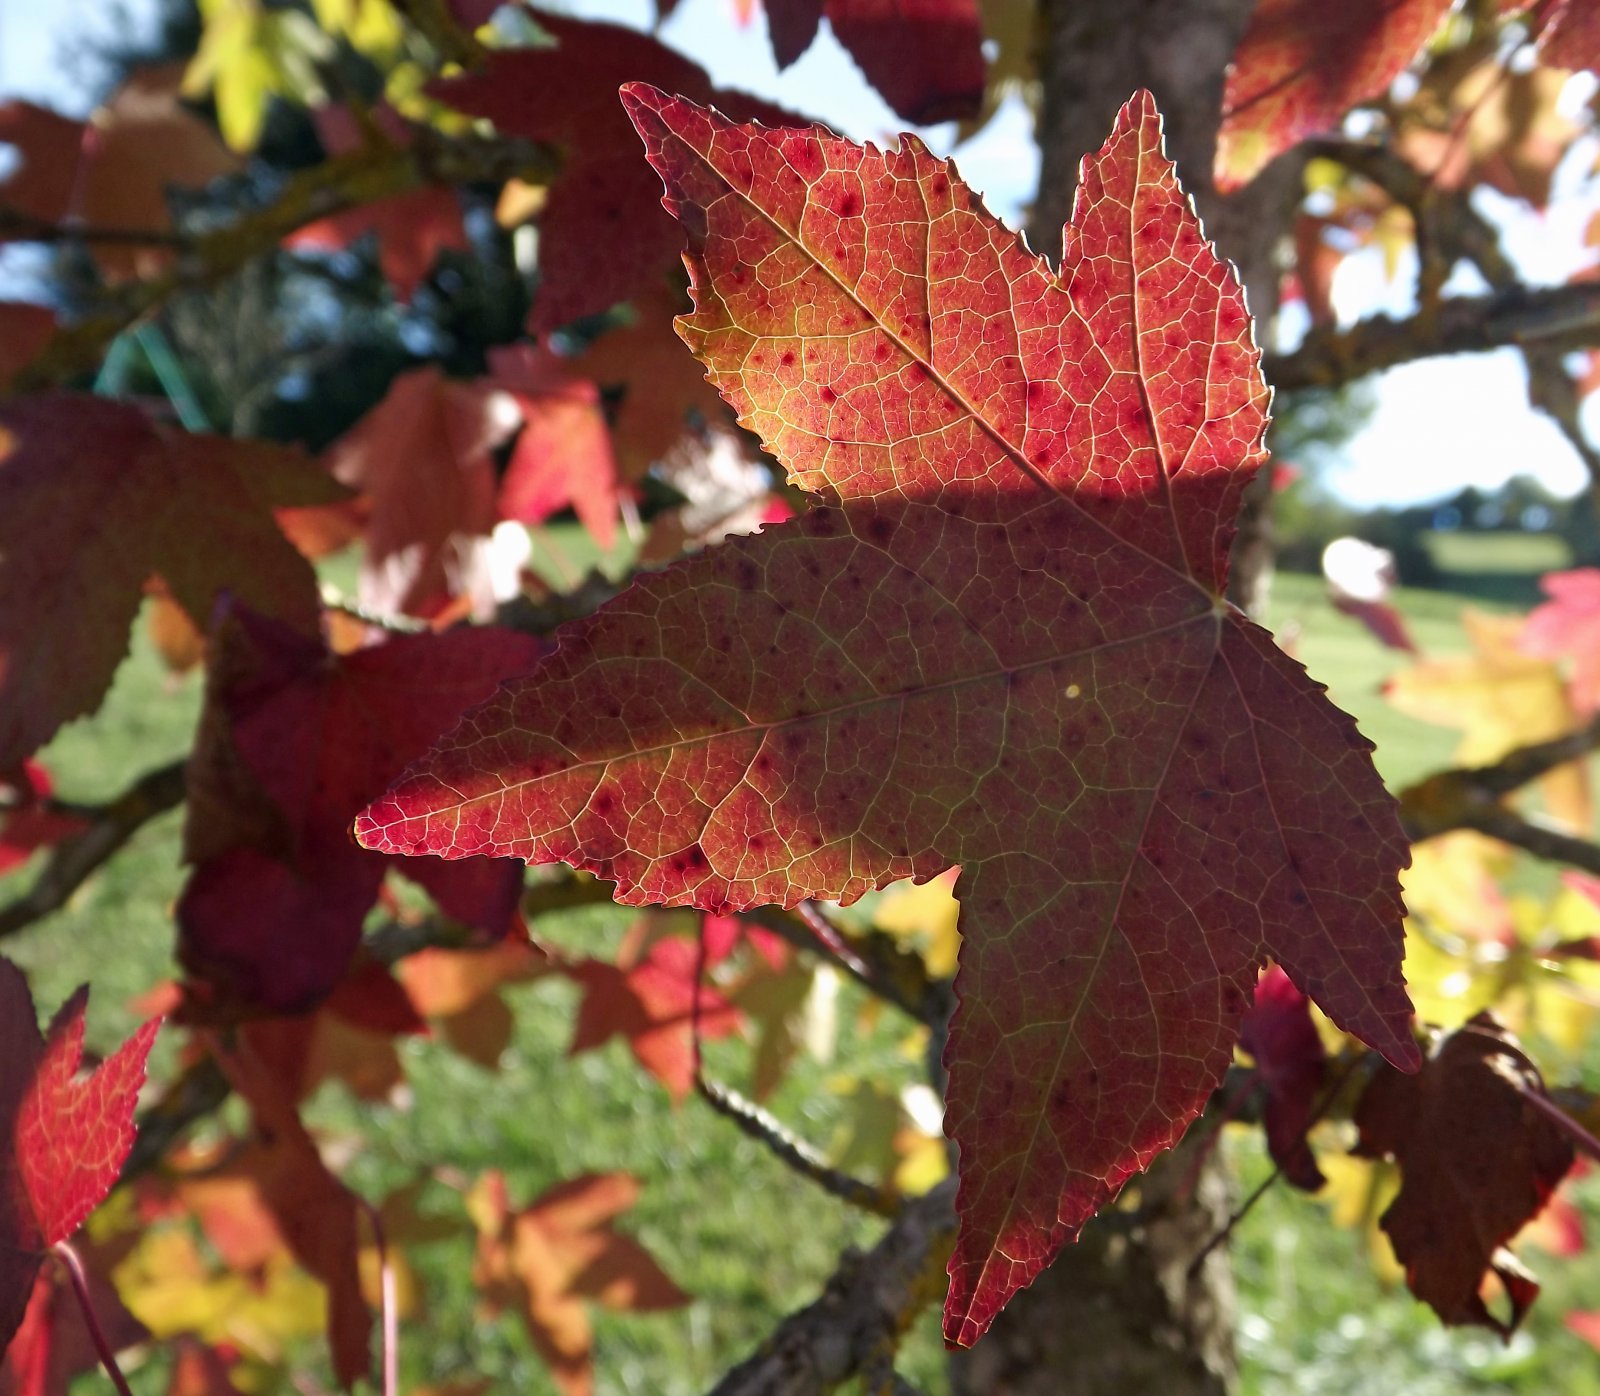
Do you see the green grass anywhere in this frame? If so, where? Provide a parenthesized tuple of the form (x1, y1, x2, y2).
(5, 536, 1595, 1394)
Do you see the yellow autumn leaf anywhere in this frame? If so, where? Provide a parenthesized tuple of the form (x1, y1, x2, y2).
(115, 1226, 327, 1356)
(873, 866, 961, 977)
(1386, 609, 1590, 831)
(185, 0, 331, 151)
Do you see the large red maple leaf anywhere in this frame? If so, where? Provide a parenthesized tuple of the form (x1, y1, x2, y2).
(0, 394, 348, 769)
(357, 87, 1418, 1342)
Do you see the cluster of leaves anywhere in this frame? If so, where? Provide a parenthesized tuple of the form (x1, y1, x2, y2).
(3, 0, 1600, 1390)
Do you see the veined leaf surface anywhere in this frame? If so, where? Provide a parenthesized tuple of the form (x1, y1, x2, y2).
(358, 87, 1418, 1342)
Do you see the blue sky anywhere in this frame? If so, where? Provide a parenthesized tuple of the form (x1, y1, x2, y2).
(1, 0, 1595, 510)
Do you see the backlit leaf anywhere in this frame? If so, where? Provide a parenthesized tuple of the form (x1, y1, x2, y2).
(1521, 567, 1600, 716)
(1217, 0, 1456, 190)
(357, 87, 1417, 1342)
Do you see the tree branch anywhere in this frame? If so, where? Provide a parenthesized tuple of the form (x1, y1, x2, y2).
(1264, 280, 1600, 391)
(14, 130, 558, 390)
(0, 759, 188, 939)
(1399, 715, 1600, 873)
(707, 1178, 955, 1396)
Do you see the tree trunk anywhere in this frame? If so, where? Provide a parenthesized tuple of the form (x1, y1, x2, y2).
(948, 3, 1302, 1389)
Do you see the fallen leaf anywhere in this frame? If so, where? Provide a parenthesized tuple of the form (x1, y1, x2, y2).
(358, 87, 1418, 1342)
(1353, 1013, 1574, 1336)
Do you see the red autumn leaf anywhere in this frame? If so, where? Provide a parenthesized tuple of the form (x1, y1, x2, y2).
(762, 0, 986, 125)
(428, 12, 805, 332)
(1238, 965, 1328, 1191)
(180, 603, 538, 1012)
(323, 365, 517, 619)
(1216, 0, 1456, 190)
(206, 1043, 372, 1388)
(1527, 0, 1600, 73)
(357, 87, 1418, 1342)
(15, 992, 161, 1250)
(1353, 1012, 1573, 1337)
(286, 105, 469, 302)
(0, 66, 238, 281)
(0, 763, 86, 877)
(0, 394, 347, 769)
(399, 924, 551, 1069)
(1520, 567, 1600, 715)
(1569, 1310, 1600, 1349)
(486, 343, 624, 549)
(567, 921, 742, 1100)
(560, 279, 733, 479)
(468, 1170, 687, 1396)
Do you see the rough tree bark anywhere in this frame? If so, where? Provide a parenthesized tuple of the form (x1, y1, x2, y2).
(948, 3, 1303, 1390)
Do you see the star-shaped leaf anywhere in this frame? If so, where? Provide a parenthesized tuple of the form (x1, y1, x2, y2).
(1521, 567, 1600, 717)
(357, 87, 1417, 1343)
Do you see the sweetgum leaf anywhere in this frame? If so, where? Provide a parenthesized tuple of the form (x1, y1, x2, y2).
(1216, 0, 1456, 190)
(357, 87, 1418, 1342)
(1353, 1013, 1573, 1337)
(0, 395, 346, 769)
(1238, 965, 1327, 1191)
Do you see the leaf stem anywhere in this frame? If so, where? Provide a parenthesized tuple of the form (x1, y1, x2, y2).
(357, 1200, 399, 1396)
(53, 1241, 135, 1396)
(1517, 1085, 1600, 1167)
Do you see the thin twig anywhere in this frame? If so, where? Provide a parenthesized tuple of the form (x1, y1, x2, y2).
(689, 914, 897, 1217)
(696, 1075, 901, 1219)
(0, 759, 188, 940)
(0, 207, 188, 247)
(1186, 1052, 1369, 1278)
(54, 1242, 135, 1396)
